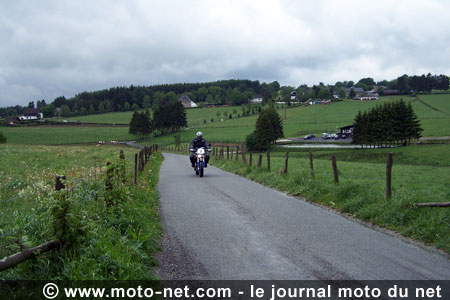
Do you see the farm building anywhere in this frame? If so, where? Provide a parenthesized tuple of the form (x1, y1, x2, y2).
(339, 125, 354, 135)
(19, 108, 43, 120)
(179, 95, 198, 108)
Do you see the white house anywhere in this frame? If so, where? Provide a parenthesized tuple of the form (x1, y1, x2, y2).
(251, 95, 263, 103)
(178, 95, 197, 108)
(19, 108, 43, 120)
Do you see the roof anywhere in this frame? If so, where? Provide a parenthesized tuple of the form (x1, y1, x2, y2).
(23, 108, 41, 116)
(339, 125, 354, 130)
(178, 95, 197, 108)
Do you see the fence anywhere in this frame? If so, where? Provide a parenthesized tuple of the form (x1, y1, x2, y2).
(203, 144, 449, 208)
(0, 144, 159, 272)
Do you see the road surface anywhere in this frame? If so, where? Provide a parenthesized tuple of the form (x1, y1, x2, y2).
(157, 153, 450, 280)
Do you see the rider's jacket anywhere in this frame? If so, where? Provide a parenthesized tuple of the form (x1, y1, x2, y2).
(189, 138, 211, 153)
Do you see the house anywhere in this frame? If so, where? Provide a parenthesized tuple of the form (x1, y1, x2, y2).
(343, 87, 365, 98)
(339, 125, 354, 135)
(354, 92, 379, 101)
(178, 95, 197, 108)
(251, 95, 263, 103)
(19, 108, 43, 121)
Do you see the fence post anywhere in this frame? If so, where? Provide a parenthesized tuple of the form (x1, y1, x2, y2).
(309, 151, 315, 179)
(134, 153, 138, 184)
(331, 155, 339, 185)
(119, 150, 126, 183)
(257, 155, 262, 167)
(236, 146, 239, 161)
(230, 150, 233, 160)
(267, 151, 270, 170)
(227, 147, 230, 160)
(386, 153, 393, 199)
(221, 146, 224, 159)
(249, 153, 253, 166)
(283, 151, 289, 174)
(241, 142, 247, 163)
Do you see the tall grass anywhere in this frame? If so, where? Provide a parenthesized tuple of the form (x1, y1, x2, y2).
(209, 146, 450, 253)
(0, 145, 163, 279)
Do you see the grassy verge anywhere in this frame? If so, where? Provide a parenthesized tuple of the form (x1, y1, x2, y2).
(208, 145, 450, 254)
(0, 144, 163, 279)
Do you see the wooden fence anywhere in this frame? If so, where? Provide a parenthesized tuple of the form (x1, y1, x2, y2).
(0, 144, 159, 272)
(204, 144, 449, 208)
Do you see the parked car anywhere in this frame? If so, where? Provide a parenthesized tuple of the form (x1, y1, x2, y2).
(322, 133, 331, 140)
(304, 134, 315, 140)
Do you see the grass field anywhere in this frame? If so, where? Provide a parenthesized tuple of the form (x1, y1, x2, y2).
(2, 93, 449, 146)
(61, 106, 246, 127)
(149, 94, 450, 146)
(204, 143, 450, 253)
(1, 126, 133, 144)
(0, 144, 162, 279)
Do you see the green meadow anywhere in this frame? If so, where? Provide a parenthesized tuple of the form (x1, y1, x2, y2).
(1, 126, 133, 145)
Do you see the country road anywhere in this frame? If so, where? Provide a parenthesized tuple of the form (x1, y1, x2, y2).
(157, 153, 450, 280)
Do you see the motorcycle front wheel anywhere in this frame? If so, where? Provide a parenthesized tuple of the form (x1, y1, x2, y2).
(199, 161, 204, 177)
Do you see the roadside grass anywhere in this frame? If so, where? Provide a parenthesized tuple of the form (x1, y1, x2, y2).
(205, 144, 450, 253)
(0, 144, 163, 279)
(1, 126, 133, 144)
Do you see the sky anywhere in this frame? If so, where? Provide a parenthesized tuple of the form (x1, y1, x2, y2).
(1, 0, 450, 107)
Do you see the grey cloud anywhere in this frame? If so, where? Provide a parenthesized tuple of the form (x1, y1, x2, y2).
(1, 0, 450, 107)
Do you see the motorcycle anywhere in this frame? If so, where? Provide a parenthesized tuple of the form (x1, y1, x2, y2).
(193, 147, 207, 177)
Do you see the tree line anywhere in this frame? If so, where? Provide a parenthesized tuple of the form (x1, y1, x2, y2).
(1, 73, 449, 119)
(128, 101, 187, 140)
(352, 100, 423, 147)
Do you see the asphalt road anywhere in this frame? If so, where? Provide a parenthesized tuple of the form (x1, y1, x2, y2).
(157, 153, 450, 280)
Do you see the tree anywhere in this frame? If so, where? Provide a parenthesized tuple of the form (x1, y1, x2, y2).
(318, 89, 332, 99)
(98, 101, 105, 113)
(60, 105, 71, 117)
(28, 101, 35, 108)
(88, 104, 96, 114)
(247, 107, 284, 151)
(123, 102, 131, 111)
(129, 110, 153, 140)
(349, 88, 356, 99)
(132, 103, 140, 111)
(42, 105, 55, 118)
(143, 95, 151, 109)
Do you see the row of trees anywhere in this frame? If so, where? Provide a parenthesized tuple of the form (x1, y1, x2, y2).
(352, 100, 422, 147)
(1, 74, 449, 119)
(246, 107, 284, 151)
(128, 101, 187, 140)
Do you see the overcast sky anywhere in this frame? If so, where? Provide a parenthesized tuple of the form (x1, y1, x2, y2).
(1, 0, 450, 107)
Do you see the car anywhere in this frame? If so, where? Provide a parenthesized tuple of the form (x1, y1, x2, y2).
(304, 134, 315, 140)
(322, 133, 331, 140)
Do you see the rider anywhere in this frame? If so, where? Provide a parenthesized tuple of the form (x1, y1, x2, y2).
(189, 131, 211, 168)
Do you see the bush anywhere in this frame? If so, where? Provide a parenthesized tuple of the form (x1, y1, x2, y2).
(0, 131, 6, 143)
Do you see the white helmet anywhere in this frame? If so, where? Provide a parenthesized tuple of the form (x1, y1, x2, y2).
(196, 131, 203, 138)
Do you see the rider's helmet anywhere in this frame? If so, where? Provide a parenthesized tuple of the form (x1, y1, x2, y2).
(196, 131, 203, 138)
